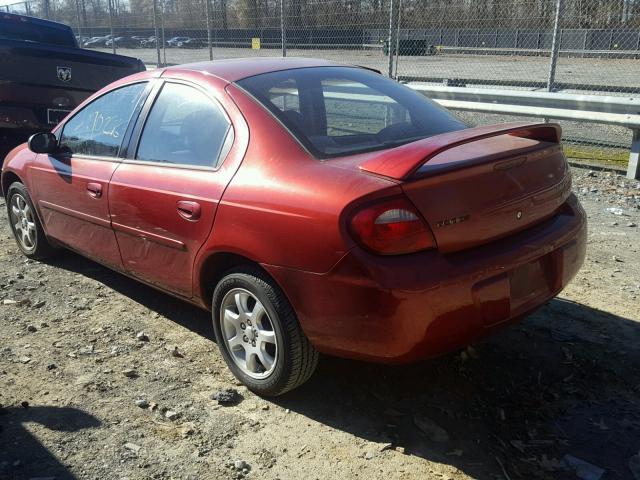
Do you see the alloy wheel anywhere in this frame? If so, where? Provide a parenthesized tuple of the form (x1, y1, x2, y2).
(220, 288, 278, 379)
(10, 193, 37, 252)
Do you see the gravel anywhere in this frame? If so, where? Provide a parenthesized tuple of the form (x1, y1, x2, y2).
(0, 166, 638, 480)
(135, 331, 149, 342)
(211, 388, 243, 406)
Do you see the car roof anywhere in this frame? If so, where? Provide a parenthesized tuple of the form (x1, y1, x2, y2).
(164, 57, 347, 83)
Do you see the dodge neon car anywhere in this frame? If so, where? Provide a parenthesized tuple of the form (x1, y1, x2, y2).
(2, 58, 586, 395)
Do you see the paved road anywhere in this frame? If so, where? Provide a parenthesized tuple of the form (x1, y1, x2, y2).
(95, 46, 639, 93)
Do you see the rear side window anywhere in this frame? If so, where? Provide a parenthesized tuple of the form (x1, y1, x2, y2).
(237, 66, 466, 158)
(136, 83, 232, 168)
(59, 82, 146, 157)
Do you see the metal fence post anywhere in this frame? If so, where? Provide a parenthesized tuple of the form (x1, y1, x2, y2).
(608, 30, 613, 50)
(107, 0, 115, 54)
(628, 129, 640, 180)
(393, 0, 402, 78)
(152, 0, 161, 67)
(546, 0, 563, 92)
(74, 0, 83, 46)
(280, 0, 287, 57)
(205, 0, 212, 61)
(161, 1, 166, 66)
(537, 30, 542, 52)
(387, 0, 396, 78)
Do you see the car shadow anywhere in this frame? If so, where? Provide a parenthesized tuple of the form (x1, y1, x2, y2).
(44, 253, 640, 480)
(271, 299, 640, 480)
(0, 405, 101, 479)
(44, 252, 212, 338)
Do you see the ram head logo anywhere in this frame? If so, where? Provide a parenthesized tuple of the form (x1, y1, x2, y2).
(57, 66, 72, 82)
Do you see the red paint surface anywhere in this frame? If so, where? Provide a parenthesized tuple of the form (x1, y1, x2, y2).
(1, 59, 587, 363)
(31, 154, 123, 269)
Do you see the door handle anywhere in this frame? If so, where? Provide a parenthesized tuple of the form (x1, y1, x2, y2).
(177, 200, 201, 221)
(87, 182, 102, 198)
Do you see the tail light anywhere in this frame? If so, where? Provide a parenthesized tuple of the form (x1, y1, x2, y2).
(349, 197, 436, 255)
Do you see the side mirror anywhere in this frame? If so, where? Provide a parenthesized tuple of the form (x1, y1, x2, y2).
(28, 132, 58, 154)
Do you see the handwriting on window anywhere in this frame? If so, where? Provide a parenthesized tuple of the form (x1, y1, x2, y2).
(71, 110, 122, 140)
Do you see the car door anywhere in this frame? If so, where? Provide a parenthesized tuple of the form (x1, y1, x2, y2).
(108, 80, 237, 297)
(30, 82, 149, 269)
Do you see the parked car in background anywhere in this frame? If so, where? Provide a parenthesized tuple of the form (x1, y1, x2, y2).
(1, 58, 586, 396)
(131, 35, 150, 46)
(0, 13, 145, 161)
(81, 36, 100, 45)
(141, 36, 158, 48)
(83, 35, 113, 48)
(105, 36, 140, 48)
(383, 39, 437, 56)
(75, 35, 91, 45)
(166, 36, 201, 48)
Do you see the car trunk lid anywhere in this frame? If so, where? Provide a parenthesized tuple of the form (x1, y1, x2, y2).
(358, 122, 572, 253)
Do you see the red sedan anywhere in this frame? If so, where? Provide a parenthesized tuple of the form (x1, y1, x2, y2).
(1, 58, 586, 395)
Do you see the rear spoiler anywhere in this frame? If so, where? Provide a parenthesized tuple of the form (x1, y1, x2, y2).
(359, 122, 561, 180)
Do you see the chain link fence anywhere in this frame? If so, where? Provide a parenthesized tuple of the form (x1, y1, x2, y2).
(3, 0, 639, 168)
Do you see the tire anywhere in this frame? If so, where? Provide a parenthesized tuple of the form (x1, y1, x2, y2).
(212, 266, 318, 396)
(6, 182, 56, 259)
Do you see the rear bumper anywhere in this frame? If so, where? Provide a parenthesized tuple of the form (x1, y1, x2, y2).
(265, 194, 587, 363)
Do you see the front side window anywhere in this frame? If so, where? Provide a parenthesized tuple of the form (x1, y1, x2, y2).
(59, 83, 146, 157)
(136, 83, 232, 168)
(237, 66, 467, 158)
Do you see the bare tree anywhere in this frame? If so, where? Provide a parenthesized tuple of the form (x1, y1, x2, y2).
(9, 0, 640, 34)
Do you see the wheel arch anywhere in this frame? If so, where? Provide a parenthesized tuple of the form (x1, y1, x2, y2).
(197, 251, 284, 309)
(1, 170, 23, 199)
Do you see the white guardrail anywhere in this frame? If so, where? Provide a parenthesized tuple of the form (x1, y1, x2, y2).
(408, 84, 640, 179)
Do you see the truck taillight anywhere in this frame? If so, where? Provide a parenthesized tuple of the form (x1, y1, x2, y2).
(349, 197, 436, 255)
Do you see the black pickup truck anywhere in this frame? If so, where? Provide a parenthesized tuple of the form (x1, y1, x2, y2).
(0, 12, 145, 160)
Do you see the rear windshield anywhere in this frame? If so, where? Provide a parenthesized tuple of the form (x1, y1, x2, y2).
(0, 15, 76, 47)
(237, 66, 467, 158)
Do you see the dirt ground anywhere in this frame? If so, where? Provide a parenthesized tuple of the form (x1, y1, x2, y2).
(0, 167, 639, 480)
